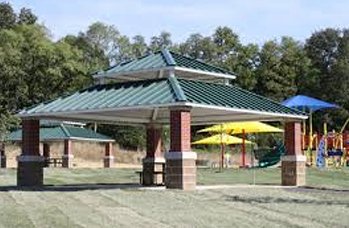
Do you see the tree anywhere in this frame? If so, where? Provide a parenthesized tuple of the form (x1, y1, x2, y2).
(150, 31, 173, 51)
(212, 26, 241, 65)
(17, 7, 37, 25)
(62, 34, 109, 73)
(233, 43, 259, 90)
(98, 125, 146, 150)
(0, 2, 16, 29)
(304, 28, 341, 99)
(0, 24, 90, 119)
(255, 37, 310, 101)
(178, 33, 216, 62)
(304, 28, 349, 129)
(131, 35, 148, 57)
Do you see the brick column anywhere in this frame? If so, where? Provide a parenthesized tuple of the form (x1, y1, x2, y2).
(104, 142, 114, 168)
(142, 124, 165, 186)
(0, 143, 6, 168)
(281, 122, 306, 186)
(17, 119, 45, 186)
(62, 139, 73, 168)
(165, 107, 196, 190)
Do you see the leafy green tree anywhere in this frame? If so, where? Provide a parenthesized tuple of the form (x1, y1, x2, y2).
(98, 125, 146, 150)
(17, 7, 37, 25)
(0, 2, 16, 29)
(131, 35, 148, 57)
(304, 28, 341, 98)
(0, 24, 90, 135)
(233, 43, 259, 90)
(150, 31, 173, 51)
(62, 35, 108, 73)
(304, 28, 349, 129)
(255, 37, 310, 101)
(178, 33, 216, 62)
(212, 26, 241, 65)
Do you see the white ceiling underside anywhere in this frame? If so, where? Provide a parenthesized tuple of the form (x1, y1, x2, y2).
(23, 103, 307, 126)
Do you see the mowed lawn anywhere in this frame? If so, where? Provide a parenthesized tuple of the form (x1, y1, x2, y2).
(0, 168, 348, 228)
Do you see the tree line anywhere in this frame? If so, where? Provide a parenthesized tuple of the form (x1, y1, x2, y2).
(1, 2, 348, 148)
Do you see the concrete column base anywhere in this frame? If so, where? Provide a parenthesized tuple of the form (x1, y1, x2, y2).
(165, 152, 197, 191)
(104, 156, 114, 168)
(17, 156, 45, 187)
(62, 154, 74, 168)
(281, 155, 306, 186)
(0, 155, 6, 168)
(142, 157, 165, 186)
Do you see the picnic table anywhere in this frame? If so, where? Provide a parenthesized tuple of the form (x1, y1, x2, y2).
(45, 157, 63, 167)
(136, 162, 166, 185)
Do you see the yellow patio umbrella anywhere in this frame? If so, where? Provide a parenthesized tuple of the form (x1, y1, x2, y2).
(192, 133, 253, 169)
(198, 121, 283, 167)
(192, 134, 254, 145)
(198, 121, 284, 134)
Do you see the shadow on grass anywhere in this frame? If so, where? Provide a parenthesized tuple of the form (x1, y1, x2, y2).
(225, 195, 349, 207)
(0, 182, 144, 192)
(288, 186, 349, 194)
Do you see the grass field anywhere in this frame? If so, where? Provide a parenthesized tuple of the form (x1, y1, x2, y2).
(0, 167, 348, 227)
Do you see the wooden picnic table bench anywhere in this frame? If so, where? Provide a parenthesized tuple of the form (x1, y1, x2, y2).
(45, 157, 63, 167)
(135, 162, 166, 185)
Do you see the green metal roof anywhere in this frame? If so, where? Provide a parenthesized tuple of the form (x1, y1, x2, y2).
(178, 79, 301, 114)
(7, 124, 114, 142)
(21, 79, 176, 114)
(18, 77, 305, 120)
(94, 49, 235, 78)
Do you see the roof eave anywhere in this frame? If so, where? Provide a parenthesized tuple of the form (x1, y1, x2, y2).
(9, 137, 115, 143)
(187, 103, 308, 121)
(17, 101, 307, 122)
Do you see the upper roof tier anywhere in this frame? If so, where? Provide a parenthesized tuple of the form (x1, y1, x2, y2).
(93, 49, 236, 83)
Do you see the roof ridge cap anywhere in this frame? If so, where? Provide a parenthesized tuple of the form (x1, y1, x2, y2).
(161, 49, 176, 66)
(168, 75, 186, 102)
(60, 124, 71, 138)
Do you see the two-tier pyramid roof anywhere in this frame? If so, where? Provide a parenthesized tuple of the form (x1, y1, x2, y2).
(18, 49, 307, 124)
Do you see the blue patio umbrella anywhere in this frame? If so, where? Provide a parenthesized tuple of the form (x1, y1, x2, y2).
(282, 95, 339, 111)
(282, 95, 339, 164)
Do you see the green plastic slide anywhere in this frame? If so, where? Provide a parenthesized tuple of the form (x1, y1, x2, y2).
(254, 142, 286, 168)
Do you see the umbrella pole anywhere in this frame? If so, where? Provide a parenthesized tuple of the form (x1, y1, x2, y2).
(220, 125, 223, 171)
(309, 111, 313, 166)
(221, 143, 224, 171)
(242, 129, 246, 167)
(302, 107, 306, 151)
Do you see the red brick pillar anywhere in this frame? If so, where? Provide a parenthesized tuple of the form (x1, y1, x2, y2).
(281, 122, 306, 186)
(142, 124, 165, 186)
(165, 107, 196, 190)
(0, 143, 6, 168)
(104, 142, 114, 168)
(62, 139, 73, 168)
(17, 119, 44, 186)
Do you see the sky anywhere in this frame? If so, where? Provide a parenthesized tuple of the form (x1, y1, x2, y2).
(10, 0, 349, 44)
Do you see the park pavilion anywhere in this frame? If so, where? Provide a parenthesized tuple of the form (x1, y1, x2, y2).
(16, 49, 307, 190)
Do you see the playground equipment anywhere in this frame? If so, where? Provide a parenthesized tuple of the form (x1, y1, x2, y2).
(254, 141, 286, 168)
(283, 95, 349, 167)
(282, 95, 340, 166)
(198, 121, 284, 167)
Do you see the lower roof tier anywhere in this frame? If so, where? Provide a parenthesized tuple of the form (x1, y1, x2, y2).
(18, 76, 307, 125)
